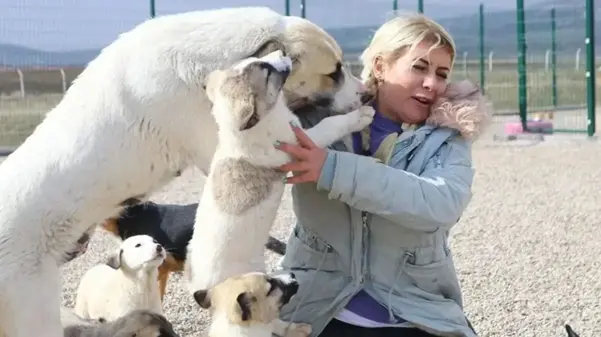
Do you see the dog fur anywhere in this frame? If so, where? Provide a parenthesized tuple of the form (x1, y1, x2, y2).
(62, 229, 95, 264)
(63, 309, 179, 337)
(74, 235, 165, 322)
(193, 272, 304, 337)
(0, 7, 368, 337)
(61, 307, 106, 328)
(99, 201, 288, 302)
(184, 50, 374, 337)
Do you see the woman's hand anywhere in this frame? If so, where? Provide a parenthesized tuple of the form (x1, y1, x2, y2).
(275, 122, 328, 184)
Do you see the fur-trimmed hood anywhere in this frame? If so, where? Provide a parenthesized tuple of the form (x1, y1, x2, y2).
(426, 79, 493, 140)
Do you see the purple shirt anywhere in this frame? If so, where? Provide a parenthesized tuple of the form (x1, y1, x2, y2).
(352, 108, 404, 156)
(347, 108, 406, 324)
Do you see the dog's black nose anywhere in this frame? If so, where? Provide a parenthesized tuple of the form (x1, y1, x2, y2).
(360, 91, 374, 105)
(156, 244, 163, 253)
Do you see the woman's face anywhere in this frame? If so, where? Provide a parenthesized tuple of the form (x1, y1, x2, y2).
(374, 41, 453, 124)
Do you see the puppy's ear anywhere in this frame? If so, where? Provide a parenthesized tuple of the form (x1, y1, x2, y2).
(204, 70, 223, 103)
(236, 97, 259, 131)
(236, 292, 253, 321)
(193, 289, 211, 309)
(106, 248, 123, 269)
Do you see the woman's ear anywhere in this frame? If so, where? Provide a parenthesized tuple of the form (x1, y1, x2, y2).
(372, 55, 385, 81)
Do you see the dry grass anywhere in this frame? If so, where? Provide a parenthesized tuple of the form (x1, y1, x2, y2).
(1, 62, 599, 147)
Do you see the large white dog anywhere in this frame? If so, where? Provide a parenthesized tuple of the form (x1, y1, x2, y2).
(0, 6, 369, 337)
(184, 50, 374, 336)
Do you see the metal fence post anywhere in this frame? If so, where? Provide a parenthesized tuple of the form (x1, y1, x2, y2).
(585, 0, 596, 137)
(285, 0, 290, 16)
(516, 0, 528, 130)
(300, 0, 306, 18)
(417, 0, 424, 13)
(550, 7, 557, 108)
(479, 3, 485, 94)
(150, 0, 156, 18)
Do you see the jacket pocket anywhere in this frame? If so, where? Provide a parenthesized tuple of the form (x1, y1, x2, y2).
(280, 225, 342, 272)
(402, 253, 462, 305)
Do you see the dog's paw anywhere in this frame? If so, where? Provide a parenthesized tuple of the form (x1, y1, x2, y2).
(285, 323, 312, 337)
(347, 105, 375, 133)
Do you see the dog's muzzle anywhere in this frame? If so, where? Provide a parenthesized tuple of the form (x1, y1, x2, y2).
(360, 91, 375, 105)
(272, 272, 299, 306)
(259, 50, 292, 84)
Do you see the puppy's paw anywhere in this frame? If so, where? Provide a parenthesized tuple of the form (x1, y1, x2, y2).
(285, 323, 312, 337)
(347, 105, 375, 133)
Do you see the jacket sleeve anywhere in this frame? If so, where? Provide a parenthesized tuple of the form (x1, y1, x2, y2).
(316, 137, 474, 231)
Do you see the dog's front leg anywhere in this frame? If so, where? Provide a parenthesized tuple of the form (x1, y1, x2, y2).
(303, 105, 375, 148)
(272, 318, 312, 337)
(3, 263, 63, 337)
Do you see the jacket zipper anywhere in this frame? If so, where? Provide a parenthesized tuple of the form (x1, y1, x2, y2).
(360, 211, 370, 285)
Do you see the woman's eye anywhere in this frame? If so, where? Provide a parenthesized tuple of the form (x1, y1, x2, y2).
(413, 64, 427, 71)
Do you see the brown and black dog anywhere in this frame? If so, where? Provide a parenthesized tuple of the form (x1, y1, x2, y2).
(99, 201, 287, 302)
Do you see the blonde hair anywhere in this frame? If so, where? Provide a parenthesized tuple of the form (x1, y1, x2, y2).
(360, 12, 457, 93)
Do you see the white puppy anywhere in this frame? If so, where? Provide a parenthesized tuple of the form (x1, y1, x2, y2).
(0, 7, 368, 337)
(184, 50, 374, 337)
(74, 235, 165, 322)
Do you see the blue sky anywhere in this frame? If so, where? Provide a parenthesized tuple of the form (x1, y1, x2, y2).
(0, 0, 512, 51)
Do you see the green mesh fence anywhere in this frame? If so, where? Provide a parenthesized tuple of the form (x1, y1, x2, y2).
(0, 1, 597, 149)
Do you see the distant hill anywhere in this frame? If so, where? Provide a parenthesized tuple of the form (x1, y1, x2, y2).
(0, 44, 98, 68)
(0, 2, 598, 68)
(328, 3, 600, 61)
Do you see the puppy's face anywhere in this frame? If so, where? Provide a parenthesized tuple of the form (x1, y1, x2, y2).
(109, 309, 179, 337)
(278, 16, 372, 114)
(107, 234, 166, 271)
(193, 272, 299, 326)
(205, 50, 292, 133)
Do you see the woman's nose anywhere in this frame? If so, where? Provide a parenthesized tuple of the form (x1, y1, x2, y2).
(422, 74, 436, 91)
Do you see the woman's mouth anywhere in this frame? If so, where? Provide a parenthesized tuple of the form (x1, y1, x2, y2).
(412, 96, 433, 106)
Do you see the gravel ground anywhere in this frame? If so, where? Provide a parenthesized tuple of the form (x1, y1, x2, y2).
(1, 127, 600, 337)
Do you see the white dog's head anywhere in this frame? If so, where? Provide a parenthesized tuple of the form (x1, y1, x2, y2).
(106, 235, 166, 272)
(193, 272, 299, 327)
(277, 16, 373, 114)
(205, 50, 292, 133)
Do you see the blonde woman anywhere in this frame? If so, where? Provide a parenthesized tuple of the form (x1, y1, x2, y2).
(274, 12, 488, 337)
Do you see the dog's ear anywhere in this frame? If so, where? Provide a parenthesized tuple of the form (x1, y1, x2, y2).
(193, 289, 211, 309)
(250, 40, 299, 74)
(251, 39, 287, 59)
(106, 248, 123, 269)
(236, 292, 253, 321)
(236, 96, 259, 131)
(565, 324, 580, 337)
(204, 70, 224, 103)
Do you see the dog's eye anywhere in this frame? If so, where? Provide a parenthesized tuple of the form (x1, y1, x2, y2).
(326, 62, 342, 82)
(135, 243, 141, 248)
